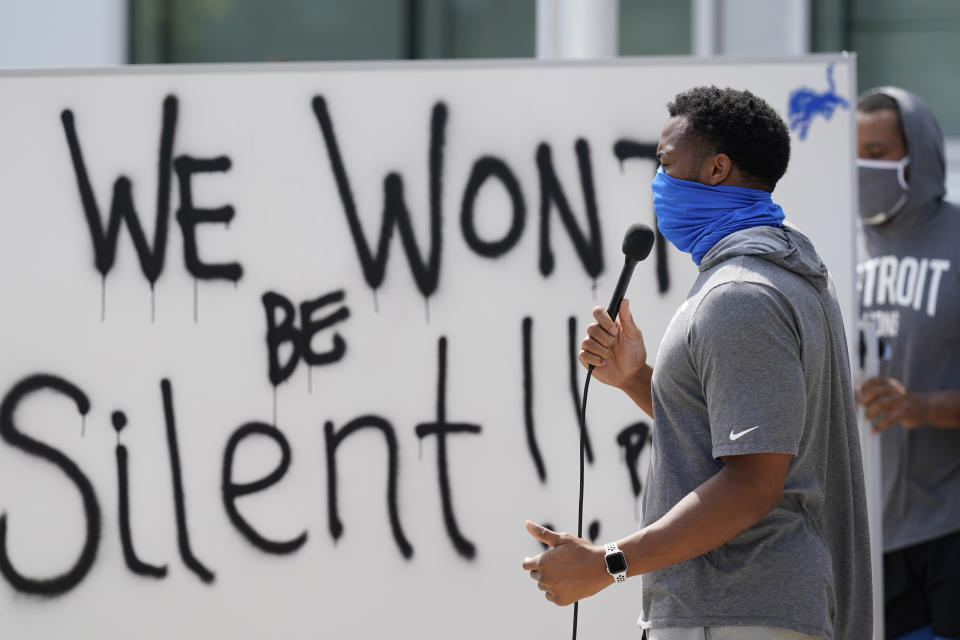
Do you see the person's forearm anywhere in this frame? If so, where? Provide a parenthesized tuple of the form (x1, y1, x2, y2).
(621, 363, 654, 417)
(919, 390, 960, 429)
(617, 462, 781, 576)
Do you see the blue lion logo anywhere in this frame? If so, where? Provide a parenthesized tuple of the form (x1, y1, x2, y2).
(788, 63, 850, 141)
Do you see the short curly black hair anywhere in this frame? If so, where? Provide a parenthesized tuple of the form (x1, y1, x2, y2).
(668, 86, 791, 191)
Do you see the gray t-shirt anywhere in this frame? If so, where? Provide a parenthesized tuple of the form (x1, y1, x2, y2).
(857, 87, 960, 553)
(640, 226, 872, 640)
(859, 205, 960, 552)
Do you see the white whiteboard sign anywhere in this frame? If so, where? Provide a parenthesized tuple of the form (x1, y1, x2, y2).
(0, 56, 856, 638)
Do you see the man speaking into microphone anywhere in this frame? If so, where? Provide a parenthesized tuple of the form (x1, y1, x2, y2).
(521, 87, 872, 640)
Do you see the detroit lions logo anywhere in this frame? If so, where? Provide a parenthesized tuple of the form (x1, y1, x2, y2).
(788, 63, 850, 141)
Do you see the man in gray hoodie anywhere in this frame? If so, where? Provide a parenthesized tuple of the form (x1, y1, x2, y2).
(856, 88, 960, 640)
(521, 87, 872, 639)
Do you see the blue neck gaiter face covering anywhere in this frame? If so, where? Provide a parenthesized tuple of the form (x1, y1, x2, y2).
(651, 166, 785, 265)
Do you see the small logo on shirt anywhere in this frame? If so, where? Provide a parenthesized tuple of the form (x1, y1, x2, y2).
(729, 426, 761, 441)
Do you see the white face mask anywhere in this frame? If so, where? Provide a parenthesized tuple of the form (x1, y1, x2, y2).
(856, 156, 910, 225)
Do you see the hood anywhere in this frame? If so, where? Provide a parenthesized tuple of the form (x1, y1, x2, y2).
(860, 86, 946, 234)
(698, 224, 829, 291)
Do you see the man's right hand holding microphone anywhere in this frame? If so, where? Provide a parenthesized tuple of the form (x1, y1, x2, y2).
(578, 299, 654, 418)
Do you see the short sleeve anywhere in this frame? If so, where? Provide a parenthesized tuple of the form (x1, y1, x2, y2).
(688, 281, 805, 459)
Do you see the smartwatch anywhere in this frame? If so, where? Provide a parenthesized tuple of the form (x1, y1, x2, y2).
(604, 542, 628, 583)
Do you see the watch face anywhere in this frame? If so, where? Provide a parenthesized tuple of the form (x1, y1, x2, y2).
(606, 551, 627, 574)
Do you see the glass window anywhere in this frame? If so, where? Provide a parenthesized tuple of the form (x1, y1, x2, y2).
(130, 0, 535, 64)
(619, 0, 691, 56)
(812, 0, 960, 136)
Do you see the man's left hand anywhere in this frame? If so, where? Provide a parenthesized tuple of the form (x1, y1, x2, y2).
(857, 377, 927, 432)
(520, 521, 611, 606)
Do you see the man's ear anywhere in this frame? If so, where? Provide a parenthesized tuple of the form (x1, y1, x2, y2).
(705, 153, 733, 185)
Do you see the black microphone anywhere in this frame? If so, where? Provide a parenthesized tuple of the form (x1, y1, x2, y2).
(595, 223, 656, 365)
(573, 223, 655, 640)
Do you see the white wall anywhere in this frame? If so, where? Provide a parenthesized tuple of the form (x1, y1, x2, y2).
(945, 138, 960, 202)
(694, 0, 810, 56)
(536, 0, 619, 59)
(0, 0, 126, 68)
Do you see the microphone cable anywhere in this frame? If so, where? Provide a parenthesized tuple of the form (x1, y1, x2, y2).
(569, 222, 655, 640)
(572, 366, 594, 640)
